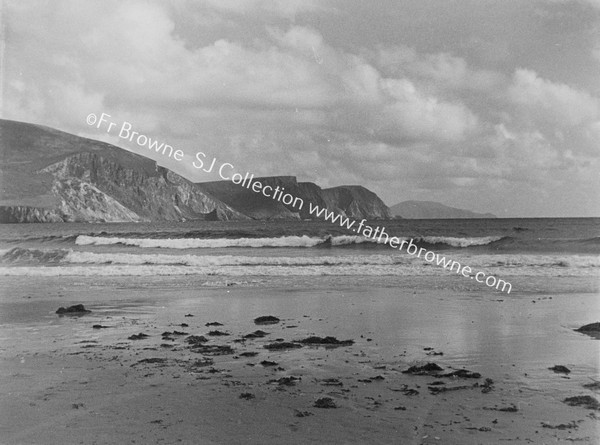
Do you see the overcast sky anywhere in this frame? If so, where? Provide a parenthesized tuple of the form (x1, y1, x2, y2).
(2, 0, 599, 216)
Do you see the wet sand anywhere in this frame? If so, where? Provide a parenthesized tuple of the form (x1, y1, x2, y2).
(1, 275, 599, 444)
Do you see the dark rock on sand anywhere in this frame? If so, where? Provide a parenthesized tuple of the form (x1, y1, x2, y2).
(294, 410, 313, 417)
(314, 397, 337, 409)
(359, 375, 384, 382)
(205, 322, 223, 326)
(133, 358, 167, 365)
(583, 381, 600, 391)
(239, 393, 255, 400)
(207, 330, 229, 336)
(264, 342, 302, 350)
(254, 315, 280, 325)
(575, 322, 600, 339)
(162, 331, 187, 337)
(402, 363, 444, 375)
(429, 384, 474, 394)
(239, 352, 259, 358)
(260, 360, 278, 367)
(56, 304, 91, 315)
(189, 344, 234, 356)
(441, 369, 482, 379)
(187, 358, 214, 370)
(186, 335, 208, 345)
(128, 333, 150, 340)
(298, 336, 354, 347)
(549, 365, 571, 374)
(541, 421, 580, 430)
(563, 395, 600, 410)
(243, 330, 269, 339)
(268, 376, 300, 386)
(484, 404, 519, 412)
(481, 378, 495, 393)
(576, 322, 600, 332)
(92, 324, 108, 329)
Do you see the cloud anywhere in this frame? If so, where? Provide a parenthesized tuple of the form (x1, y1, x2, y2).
(549, 0, 600, 10)
(508, 68, 599, 127)
(375, 45, 504, 93)
(2, 0, 599, 216)
(377, 78, 479, 142)
(197, 0, 327, 17)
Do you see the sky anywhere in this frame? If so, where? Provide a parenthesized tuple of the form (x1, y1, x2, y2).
(1, 0, 599, 217)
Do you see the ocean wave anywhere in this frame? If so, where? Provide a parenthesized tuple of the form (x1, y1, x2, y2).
(0, 247, 69, 264)
(74, 234, 512, 250)
(75, 234, 384, 249)
(65, 251, 405, 266)
(1, 246, 598, 278)
(486, 256, 600, 269)
(1, 259, 597, 277)
(414, 235, 506, 248)
(1, 248, 406, 267)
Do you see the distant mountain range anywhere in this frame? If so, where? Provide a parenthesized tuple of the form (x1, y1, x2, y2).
(0, 119, 390, 222)
(390, 200, 496, 219)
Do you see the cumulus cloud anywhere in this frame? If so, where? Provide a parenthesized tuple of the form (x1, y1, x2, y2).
(2, 0, 599, 216)
(375, 45, 504, 93)
(508, 68, 599, 127)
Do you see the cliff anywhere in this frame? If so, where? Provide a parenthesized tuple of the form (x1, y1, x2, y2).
(322, 186, 392, 220)
(390, 200, 496, 219)
(0, 119, 248, 222)
(0, 119, 392, 223)
(198, 176, 304, 220)
(198, 177, 391, 221)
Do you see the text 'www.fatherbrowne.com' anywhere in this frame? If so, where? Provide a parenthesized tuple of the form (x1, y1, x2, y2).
(306, 203, 512, 294)
(86, 112, 512, 294)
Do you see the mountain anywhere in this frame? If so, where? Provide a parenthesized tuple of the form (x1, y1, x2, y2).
(200, 177, 391, 220)
(390, 201, 496, 219)
(322, 186, 391, 220)
(0, 119, 391, 222)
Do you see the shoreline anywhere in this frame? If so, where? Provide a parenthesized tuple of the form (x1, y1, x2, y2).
(1, 276, 599, 444)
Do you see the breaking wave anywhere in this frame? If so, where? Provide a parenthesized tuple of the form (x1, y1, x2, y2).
(74, 234, 505, 250)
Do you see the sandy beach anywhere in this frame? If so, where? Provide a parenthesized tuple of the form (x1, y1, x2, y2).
(1, 274, 598, 444)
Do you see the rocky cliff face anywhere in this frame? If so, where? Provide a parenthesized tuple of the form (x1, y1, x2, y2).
(37, 152, 248, 222)
(198, 176, 303, 220)
(0, 120, 248, 223)
(199, 176, 392, 221)
(322, 186, 392, 220)
(0, 119, 392, 223)
(0, 206, 64, 223)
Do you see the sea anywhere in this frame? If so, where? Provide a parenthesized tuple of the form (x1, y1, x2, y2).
(1, 217, 599, 443)
(0, 218, 598, 295)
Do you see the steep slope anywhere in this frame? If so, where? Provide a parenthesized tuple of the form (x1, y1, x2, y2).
(0, 119, 248, 222)
(322, 186, 392, 220)
(0, 119, 393, 223)
(198, 176, 303, 220)
(198, 177, 391, 221)
(390, 200, 496, 219)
